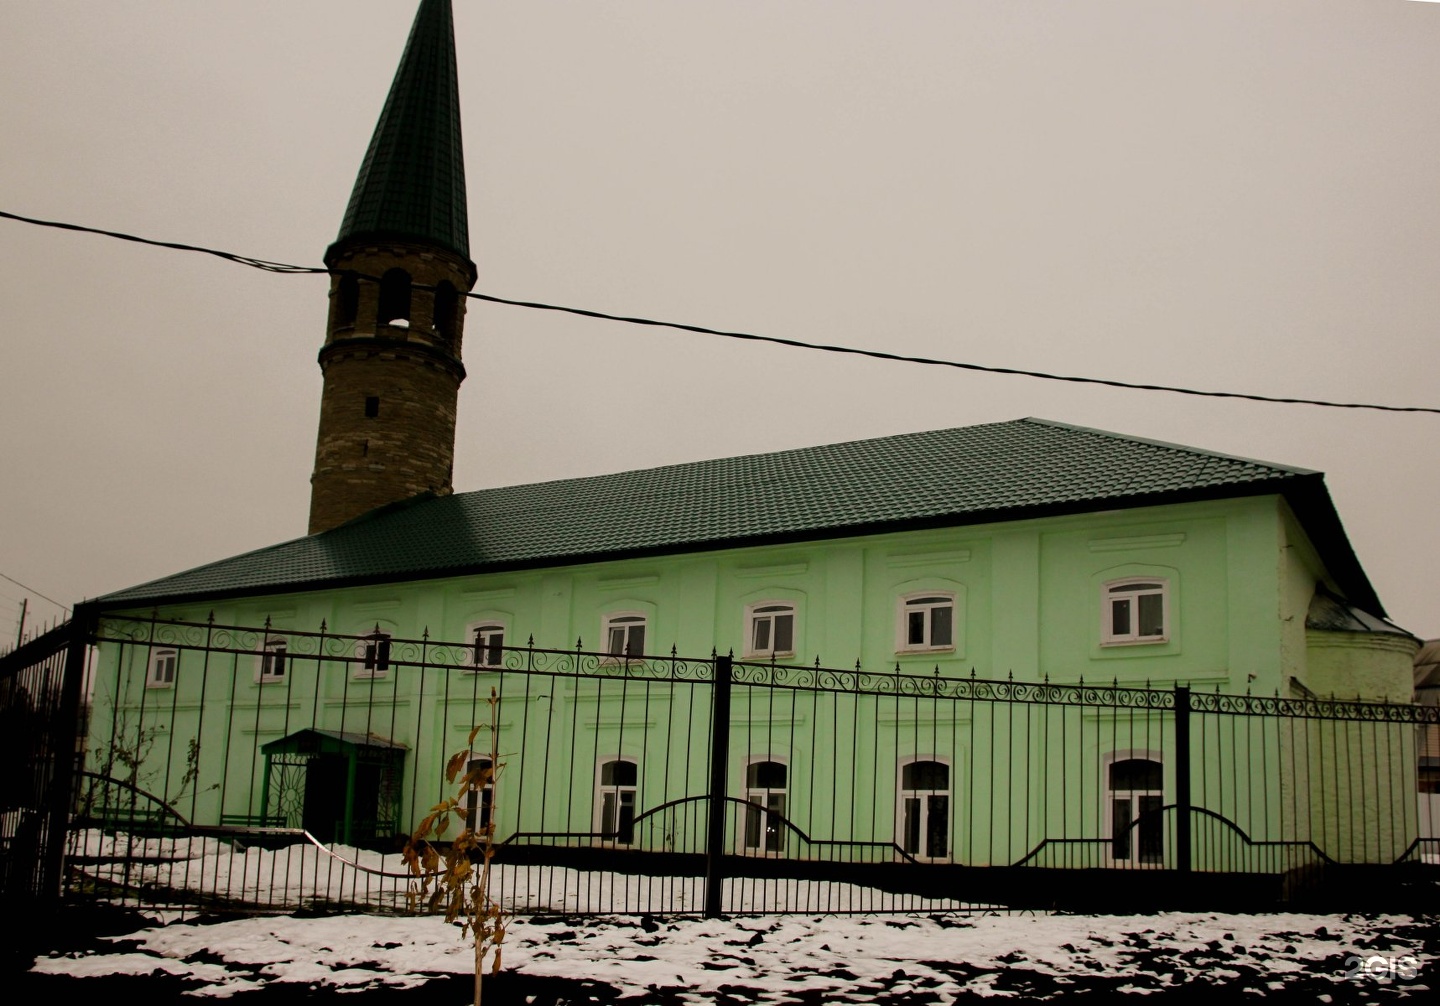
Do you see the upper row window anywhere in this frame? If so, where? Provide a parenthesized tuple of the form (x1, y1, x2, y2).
(1102, 579, 1168, 645)
(747, 603, 795, 658)
(606, 614, 646, 659)
(900, 595, 954, 652)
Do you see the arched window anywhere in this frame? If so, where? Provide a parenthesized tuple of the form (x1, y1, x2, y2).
(433, 280, 458, 344)
(898, 758, 950, 860)
(1102, 579, 1168, 644)
(744, 759, 788, 853)
(259, 637, 288, 683)
(604, 614, 646, 659)
(377, 268, 412, 327)
(359, 631, 391, 677)
(1108, 757, 1163, 863)
(745, 602, 795, 657)
(334, 272, 360, 328)
(148, 648, 178, 688)
(470, 623, 505, 669)
(596, 758, 638, 845)
(898, 593, 955, 651)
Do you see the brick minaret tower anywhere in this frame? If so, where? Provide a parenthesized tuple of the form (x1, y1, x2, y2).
(309, 0, 475, 534)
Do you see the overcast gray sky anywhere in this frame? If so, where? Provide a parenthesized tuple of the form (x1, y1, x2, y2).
(1, 0, 1436, 643)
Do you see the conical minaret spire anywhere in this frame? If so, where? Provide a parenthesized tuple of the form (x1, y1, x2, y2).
(334, 0, 469, 259)
(308, 0, 477, 535)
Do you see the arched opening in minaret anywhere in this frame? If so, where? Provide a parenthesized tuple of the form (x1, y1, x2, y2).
(334, 272, 360, 329)
(433, 281, 459, 346)
(378, 269, 412, 328)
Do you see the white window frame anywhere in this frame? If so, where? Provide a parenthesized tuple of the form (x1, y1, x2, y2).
(147, 647, 178, 688)
(744, 602, 796, 659)
(594, 757, 639, 846)
(896, 593, 957, 653)
(356, 630, 392, 678)
(258, 636, 288, 684)
(1101, 578, 1169, 645)
(896, 756, 951, 862)
(1104, 752, 1164, 865)
(741, 756, 789, 854)
(467, 622, 506, 670)
(602, 613, 647, 660)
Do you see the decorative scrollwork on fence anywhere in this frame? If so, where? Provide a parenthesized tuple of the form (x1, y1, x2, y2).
(1192, 688, 1440, 724)
(93, 614, 1437, 722)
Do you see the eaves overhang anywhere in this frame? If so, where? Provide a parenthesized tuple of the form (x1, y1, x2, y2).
(95, 475, 1378, 615)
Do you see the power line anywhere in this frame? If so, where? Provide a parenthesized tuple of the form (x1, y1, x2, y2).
(0, 209, 322, 274)
(0, 571, 69, 614)
(4, 208, 1438, 416)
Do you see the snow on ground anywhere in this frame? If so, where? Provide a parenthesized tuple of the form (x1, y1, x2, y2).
(30, 909, 1434, 1001)
(70, 829, 972, 914)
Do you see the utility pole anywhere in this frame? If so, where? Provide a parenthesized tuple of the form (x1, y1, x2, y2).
(15, 597, 26, 647)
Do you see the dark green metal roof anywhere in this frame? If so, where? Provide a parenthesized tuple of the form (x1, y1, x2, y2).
(333, 0, 469, 258)
(98, 418, 1383, 615)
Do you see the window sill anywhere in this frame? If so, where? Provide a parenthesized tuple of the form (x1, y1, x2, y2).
(743, 651, 796, 661)
(1100, 636, 1169, 648)
(353, 671, 389, 680)
(896, 646, 957, 657)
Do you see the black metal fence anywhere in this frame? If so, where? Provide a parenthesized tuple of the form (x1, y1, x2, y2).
(14, 614, 1440, 916)
(0, 616, 90, 905)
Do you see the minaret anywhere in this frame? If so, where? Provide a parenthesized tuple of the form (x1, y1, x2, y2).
(309, 0, 475, 534)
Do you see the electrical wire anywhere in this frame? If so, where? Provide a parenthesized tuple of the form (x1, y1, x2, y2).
(3, 208, 1437, 416)
(0, 571, 70, 613)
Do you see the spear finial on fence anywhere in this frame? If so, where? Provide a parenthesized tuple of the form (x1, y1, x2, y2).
(421, 627, 430, 641)
(263, 615, 272, 632)
(528, 634, 535, 648)
(207, 611, 215, 625)
(319, 619, 327, 633)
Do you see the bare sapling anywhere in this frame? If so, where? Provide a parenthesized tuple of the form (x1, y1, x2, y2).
(403, 687, 506, 1005)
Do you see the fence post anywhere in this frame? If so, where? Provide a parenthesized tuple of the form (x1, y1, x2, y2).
(703, 654, 733, 918)
(1174, 685, 1192, 874)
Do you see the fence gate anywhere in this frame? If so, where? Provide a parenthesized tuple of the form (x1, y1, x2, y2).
(0, 615, 90, 905)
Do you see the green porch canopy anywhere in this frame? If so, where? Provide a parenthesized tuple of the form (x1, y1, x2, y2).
(260, 729, 407, 847)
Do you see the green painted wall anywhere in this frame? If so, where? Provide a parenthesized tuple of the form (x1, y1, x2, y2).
(84, 493, 1416, 866)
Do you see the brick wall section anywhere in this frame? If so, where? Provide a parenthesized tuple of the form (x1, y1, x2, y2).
(308, 239, 476, 534)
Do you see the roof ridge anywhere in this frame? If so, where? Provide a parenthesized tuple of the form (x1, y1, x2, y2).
(1020, 418, 1317, 476)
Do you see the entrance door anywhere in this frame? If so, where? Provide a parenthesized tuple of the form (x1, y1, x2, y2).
(302, 755, 347, 843)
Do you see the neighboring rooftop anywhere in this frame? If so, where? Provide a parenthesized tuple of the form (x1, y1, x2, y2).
(333, 0, 469, 259)
(98, 418, 1380, 613)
